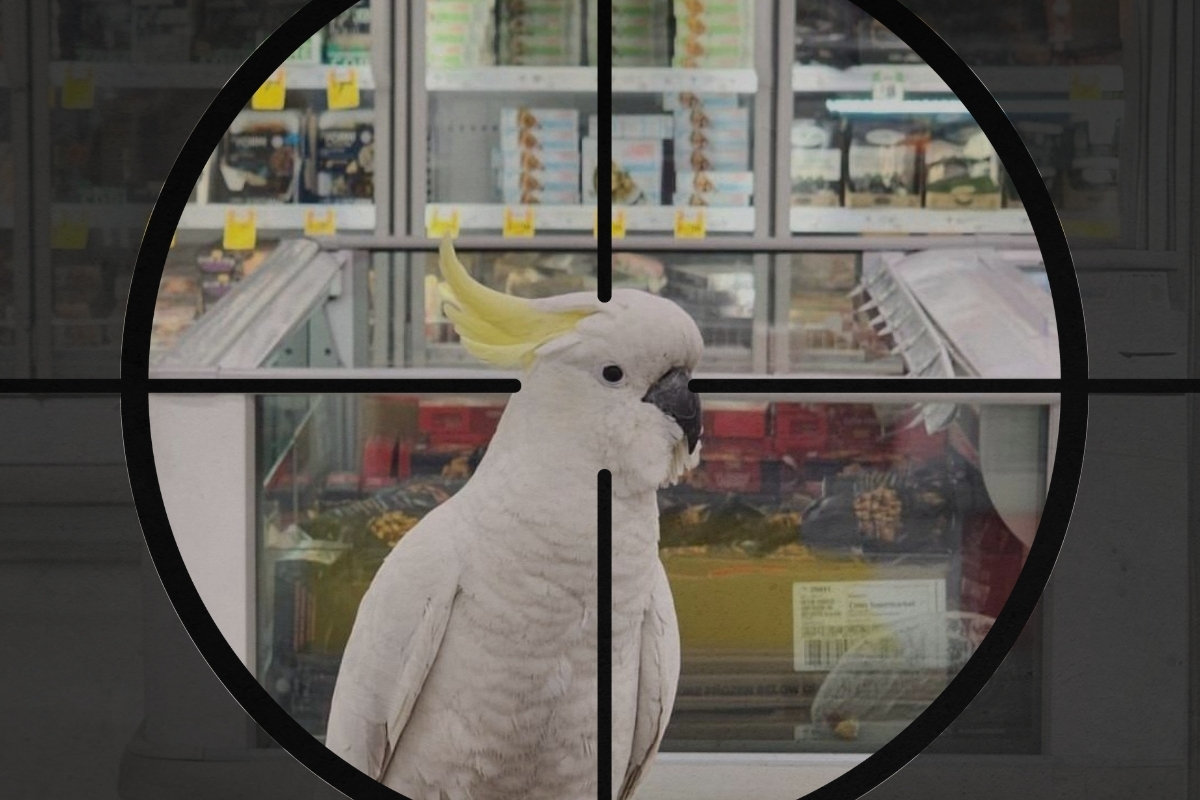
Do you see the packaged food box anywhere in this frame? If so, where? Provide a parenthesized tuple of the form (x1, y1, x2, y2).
(662, 92, 740, 112)
(673, 192, 751, 207)
(612, 115, 674, 140)
(308, 110, 375, 203)
(215, 110, 303, 203)
(791, 118, 845, 207)
(500, 108, 580, 133)
(676, 170, 754, 196)
(612, 140, 663, 205)
(582, 136, 598, 203)
(324, 0, 371, 65)
(675, 147, 750, 173)
(846, 119, 923, 208)
(924, 122, 1002, 210)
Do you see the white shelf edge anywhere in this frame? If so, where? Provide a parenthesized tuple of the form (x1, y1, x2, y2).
(424, 203, 596, 233)
(49, 62, 375, 91)
(426, 66, 597, 93)
(792, 63, 1124, 95)
(622, 205, 756, 234)
(789, 207, 1033, 235)
(612, 67, 758, 94)
(177, 203, 377, 231)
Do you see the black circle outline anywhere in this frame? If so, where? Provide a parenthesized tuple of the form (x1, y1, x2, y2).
(116, 1, 1090, 800)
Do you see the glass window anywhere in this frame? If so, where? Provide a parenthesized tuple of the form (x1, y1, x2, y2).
(254, 393, 1051, 755)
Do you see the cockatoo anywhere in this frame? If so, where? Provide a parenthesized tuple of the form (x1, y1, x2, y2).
(323, 239, 704, 800)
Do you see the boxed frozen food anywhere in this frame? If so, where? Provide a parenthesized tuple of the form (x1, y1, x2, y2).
(675, 105, 750, 134)
(500, 107, 579, 133)
(612, 140, 663, 206)
(791, 118, 845, 207)
(427, 0, 495, 68)
(308, 110, 375, 203)
(324, 0, 372, 65)
(846, 119, 923, 208)
(582, 136, 598, 203)
(612, 115, 675, 140)
(662, 92, 740, 112)
(674, 147, 750, 173)
(675, 170, 754, 197)
(215, 111, 304, 203)
(673, 192, 751, 207)
(794, 0, 857, 67)
(924, 122, 1001, 210)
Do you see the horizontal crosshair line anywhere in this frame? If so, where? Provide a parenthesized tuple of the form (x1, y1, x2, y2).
(0, 378, 1196, 395)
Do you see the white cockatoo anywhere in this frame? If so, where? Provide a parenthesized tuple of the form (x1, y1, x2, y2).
(323, 239, 704, 800)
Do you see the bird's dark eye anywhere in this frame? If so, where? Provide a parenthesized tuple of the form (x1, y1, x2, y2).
(602, 365, 624, 384)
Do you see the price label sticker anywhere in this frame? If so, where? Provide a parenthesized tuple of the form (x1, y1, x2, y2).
(612, 209, 627, 239)
(327, 67, 361, 110)
(50, 215, 89, 250)
(871, 70, 905, 102)
(674, 208, 706, 239)
(1068, 71, 1102, 100)
(502, 206, 536, 238)
(62, 67, 95, 110)
(252, 69, 287, 110)
(427, 208, 460, 238)
(303, 208, 338, 237)
(223, 209, 258, 251)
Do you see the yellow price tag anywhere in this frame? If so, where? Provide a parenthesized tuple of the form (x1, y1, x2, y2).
(252, 69, 287, 111)
(303, 208, 338, 237)
(674, 208, 706, 239)
(612, 209, 627, 239)
(327, 67, 361, 110)
(62, 67, 95, 110)
(223, 209, 257, 250)
(1068, 72, 1102, 101)
(427, 208, 460, 238)
(51, 216, 89, 250)
(502, 207, 536, 238)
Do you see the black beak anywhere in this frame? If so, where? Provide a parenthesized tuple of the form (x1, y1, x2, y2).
(642, 367, 702, 454)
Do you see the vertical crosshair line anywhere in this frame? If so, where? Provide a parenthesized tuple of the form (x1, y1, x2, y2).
(596, 0, 613, 301)
(597, 469, 613, 799)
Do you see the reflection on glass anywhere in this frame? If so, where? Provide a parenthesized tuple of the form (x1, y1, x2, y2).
(255, 395, 1047, 754)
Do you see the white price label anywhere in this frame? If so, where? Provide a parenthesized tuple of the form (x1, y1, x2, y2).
(793, 579, 946, 672)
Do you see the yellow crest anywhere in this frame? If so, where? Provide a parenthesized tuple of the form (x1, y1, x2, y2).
(437, 237, 597, 368)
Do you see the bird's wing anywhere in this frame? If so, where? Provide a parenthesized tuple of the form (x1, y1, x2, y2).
(618, 563, 681, 800)
(323, 505, 463, 781)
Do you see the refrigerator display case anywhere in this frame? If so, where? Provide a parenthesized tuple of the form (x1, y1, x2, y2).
(0, 1, 24, 377)
(151, 0, 387, 358)
(244, 391, 1053, 755)
(415, 0, 599, 237)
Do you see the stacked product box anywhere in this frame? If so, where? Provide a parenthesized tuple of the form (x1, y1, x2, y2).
(499, 108, 581, 206)
(499, 0, 581, 66)
(427, 0, 495, 68)
(324, 0, 371, 65)
(923, 121, 1002, 210)
(612, 0, 671, 66)
(208, 109, 376, 205)
(608, 114, 666, 207)
(671, 94, 752, 206)
(791, 117, 844, 207)
(672, 0, 754, 68)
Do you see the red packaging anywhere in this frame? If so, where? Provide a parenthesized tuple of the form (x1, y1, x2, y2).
(703, 407, 769, 440)
(772, 403, 829, 454)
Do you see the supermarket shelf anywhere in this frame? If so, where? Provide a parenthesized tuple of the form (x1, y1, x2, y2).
(793, 64, 1124, 95)
(424, 203, 596, 234)
(53, 203, 152, 229)
(49, 62, 375, 91)
(622, 206, 756, 234)
(426, 66, 597, 92)
(178, 203, 377, 231)
(825, 98, 969, 115)
(790, 207, 1033, 235)
(612, 67, 758, 94)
